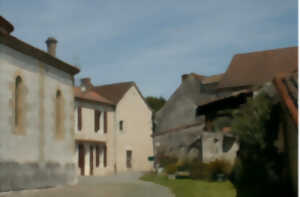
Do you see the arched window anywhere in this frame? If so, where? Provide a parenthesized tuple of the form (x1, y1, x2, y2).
(15, 76, 23, 129)
(56, 90, 63, 139)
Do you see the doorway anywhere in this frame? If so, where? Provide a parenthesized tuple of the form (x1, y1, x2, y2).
(90, 146, 94, 175)
(126, 150, 132, 169)
(78, 144, 85, 176)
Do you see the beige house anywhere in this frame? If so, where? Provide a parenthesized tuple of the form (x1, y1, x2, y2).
(74, 78, 154, 176)
(0, 16, 79, 191)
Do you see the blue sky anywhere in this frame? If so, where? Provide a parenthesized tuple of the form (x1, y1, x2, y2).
(0, 0, 297, 98)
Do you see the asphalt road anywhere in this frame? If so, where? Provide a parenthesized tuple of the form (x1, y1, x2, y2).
(0, 172, 174, 197)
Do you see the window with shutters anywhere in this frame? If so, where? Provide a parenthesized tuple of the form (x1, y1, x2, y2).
(78, 107, 82, 131)
(104, 112, 107, 134)
(94, 110, 101, 132)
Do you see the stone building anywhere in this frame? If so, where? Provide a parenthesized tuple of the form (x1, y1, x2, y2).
(0, 16, 80, 191)
(74, 79, 154, 175)
(154, 46, 298, 165)
(154, 73, 241, 164)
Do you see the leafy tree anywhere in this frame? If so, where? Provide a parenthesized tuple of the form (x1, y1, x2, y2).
(229, 92, 292, 197)
(231, 92, 273, 149)
(145, 96, 166, 113)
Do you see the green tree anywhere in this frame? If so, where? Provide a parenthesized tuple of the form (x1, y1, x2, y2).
(231, 92, 273, 149)
(145, 96, 166, 113)
(230, 92, 291, 197)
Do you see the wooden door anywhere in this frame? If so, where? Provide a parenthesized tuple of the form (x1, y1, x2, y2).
(90, 146, 94, 175)
(78, 144, 85, 176)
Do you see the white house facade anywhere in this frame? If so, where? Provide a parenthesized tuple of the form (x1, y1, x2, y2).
(74, 79, 154, 176)
(0, 16, 79, 192)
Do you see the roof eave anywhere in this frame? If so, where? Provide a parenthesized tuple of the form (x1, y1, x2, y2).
(75, 97, 115, 107)
(0, 33, 80, 75)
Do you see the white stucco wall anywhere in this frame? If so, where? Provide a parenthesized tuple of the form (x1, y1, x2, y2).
(115, 86, 154, 172)
(74, 101, 115, 176)
(0, 43, 76, 191)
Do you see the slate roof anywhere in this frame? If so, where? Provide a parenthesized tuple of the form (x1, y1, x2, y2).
(218, 47, 298, 89)
(273, 71, 298, 126)
(74, 87, 114, 106)
(91, 82, 135, 104)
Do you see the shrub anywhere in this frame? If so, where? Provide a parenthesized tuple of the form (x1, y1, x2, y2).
(207, 159, 233, 180)
(165, 163, 178, 174)
(189, 162, 213, 180)
(176, 159, 191, 171)
(156, 152, 178, 167)
(188, 159, 233, 181)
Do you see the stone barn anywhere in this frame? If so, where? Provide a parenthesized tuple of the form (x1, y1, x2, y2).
(154, 46, 298, 167)
(154, 73, 243, 164)
(0, 16, 79, 191)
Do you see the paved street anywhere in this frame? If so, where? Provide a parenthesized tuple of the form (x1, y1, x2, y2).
(0, 172, 174, 197)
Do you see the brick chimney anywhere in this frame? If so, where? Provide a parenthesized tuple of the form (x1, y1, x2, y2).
(45, 37, 57, 56)
(80, 78, 93, 90)
(0, 16, 14, 35)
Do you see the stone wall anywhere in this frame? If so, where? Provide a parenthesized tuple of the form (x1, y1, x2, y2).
(154, 125, 238, 164)
(155, 75, 202, 132)
(0, 44, 76, 191)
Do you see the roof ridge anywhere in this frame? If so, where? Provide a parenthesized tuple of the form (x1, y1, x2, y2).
(235, 46, 298, 56)
(93, 81, 135, 88)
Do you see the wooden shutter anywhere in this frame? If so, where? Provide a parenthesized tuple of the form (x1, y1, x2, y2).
(94, 110, 101, 132)
(96, 146, 100, 167)
(78, 107, 82, 131)
(103, 145, 107, 167)
(104, 112, 107, 133)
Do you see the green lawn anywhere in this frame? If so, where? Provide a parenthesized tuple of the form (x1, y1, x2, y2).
(140, 173, 236, 197)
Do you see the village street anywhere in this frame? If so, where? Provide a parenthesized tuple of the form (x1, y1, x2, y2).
(0, 172, 174, 197)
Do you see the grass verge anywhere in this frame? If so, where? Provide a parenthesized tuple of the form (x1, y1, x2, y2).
(140, 173, 236, 197)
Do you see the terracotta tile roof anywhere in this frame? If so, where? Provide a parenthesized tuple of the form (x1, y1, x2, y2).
(182, 72, 224, 84)
(74, 87, 114, 106)
(0, 17, 80, 75)
(273, 71, 298, 126)
(201, 73, 225, 84)
(181, 73, 206, 81)
(91, 81, 152, 111)
(92, 82, 135, 104)
(218, 47, 298, 89)
(190, 73, 206, 80)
